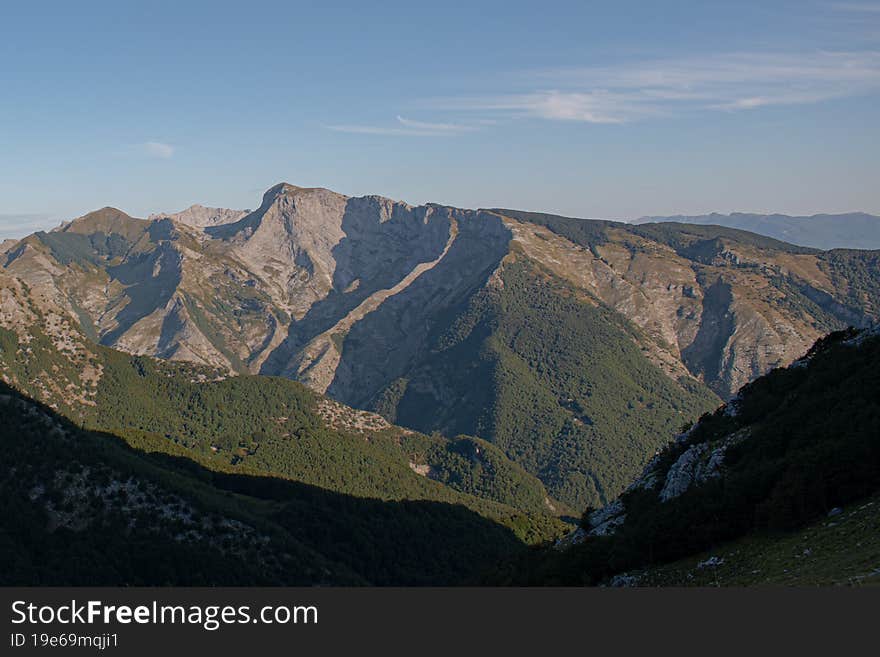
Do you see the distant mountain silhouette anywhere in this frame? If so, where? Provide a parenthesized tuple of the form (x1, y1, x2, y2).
(636, 212, 880, 250)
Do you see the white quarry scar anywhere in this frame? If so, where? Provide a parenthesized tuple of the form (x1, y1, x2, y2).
(295, 218, 459, 392)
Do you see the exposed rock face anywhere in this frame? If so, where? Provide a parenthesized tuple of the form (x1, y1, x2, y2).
(561, 421, 752, 541)
(208, 184, 351, 318)
(0, 270, 103, 408)
(585, 499, 627, 536)
(7, 188, 873, 399)
(253, 191, 464, 389)
(281, 217, 459, 393)
(3, 185, 879, 508)
(555, 496, 628, 548)
(325, 209, 512, 407)
(149, 205, 248, 228)
(608, 573, 641, 587)
(501, 218, 866, 398)
(659, 443, 717, 502)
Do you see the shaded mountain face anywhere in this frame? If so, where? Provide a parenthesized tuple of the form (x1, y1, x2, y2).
(4, 186, 880, 509)
(494, 327, 880, 586)
(636, 212, 880, 250)
(0, 374, 552, 585)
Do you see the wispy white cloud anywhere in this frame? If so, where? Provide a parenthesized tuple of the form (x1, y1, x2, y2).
(330, 48, 880, 130)
(423, 91, 640, 124)
(830, 2, 880, 12)
(326, 115, 481, 137)
(141, 141, 175, 158)
(395, 116, 477, 132)
(421, 50, 880, 124)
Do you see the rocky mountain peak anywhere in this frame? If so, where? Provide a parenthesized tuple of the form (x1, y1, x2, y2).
(66, 206, 134, 226)
(149, 204, 248, 229)
(260, 182, 344, 208)
(57, 206, 146, 239)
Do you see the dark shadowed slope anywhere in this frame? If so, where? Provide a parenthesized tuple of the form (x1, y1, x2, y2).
(488, 326, 880, 585)
(0, 381, 543, 585)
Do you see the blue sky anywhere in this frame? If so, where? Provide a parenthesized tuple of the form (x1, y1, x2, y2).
(1, 1, 879, 238)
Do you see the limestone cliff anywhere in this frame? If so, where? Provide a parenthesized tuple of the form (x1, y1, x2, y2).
(4, 186, 879, 507)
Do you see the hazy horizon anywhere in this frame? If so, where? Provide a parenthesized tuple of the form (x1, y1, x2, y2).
(2, 0, 879, 238)
(3, 187, 880, 243)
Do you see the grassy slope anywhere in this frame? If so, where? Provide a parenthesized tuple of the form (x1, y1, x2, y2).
(638, 490, 880, 586)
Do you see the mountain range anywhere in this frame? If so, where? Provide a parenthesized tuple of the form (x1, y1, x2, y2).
(2, 182, 880, 585)
(4, 297, 878, 585)
(4, 184, 880, 512)
(636, 212, 880, 251)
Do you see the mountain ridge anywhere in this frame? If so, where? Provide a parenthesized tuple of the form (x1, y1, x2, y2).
(635, 211, 880, 250)
(4, 183, 880, 509)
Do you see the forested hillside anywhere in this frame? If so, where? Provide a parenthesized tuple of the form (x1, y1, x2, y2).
(636, 212, 880, 251)
(0, 382, 546, 585)
(488, 327, 880, 585)
(368, 258, 718, 509)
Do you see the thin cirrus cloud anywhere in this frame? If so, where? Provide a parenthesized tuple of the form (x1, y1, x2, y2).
(829, 2, 880, 12)
(325, 115, 482, 137)
(141, 141, 175, 158)
(328, 50, 880, 132)
(417, 50, 880, 124)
